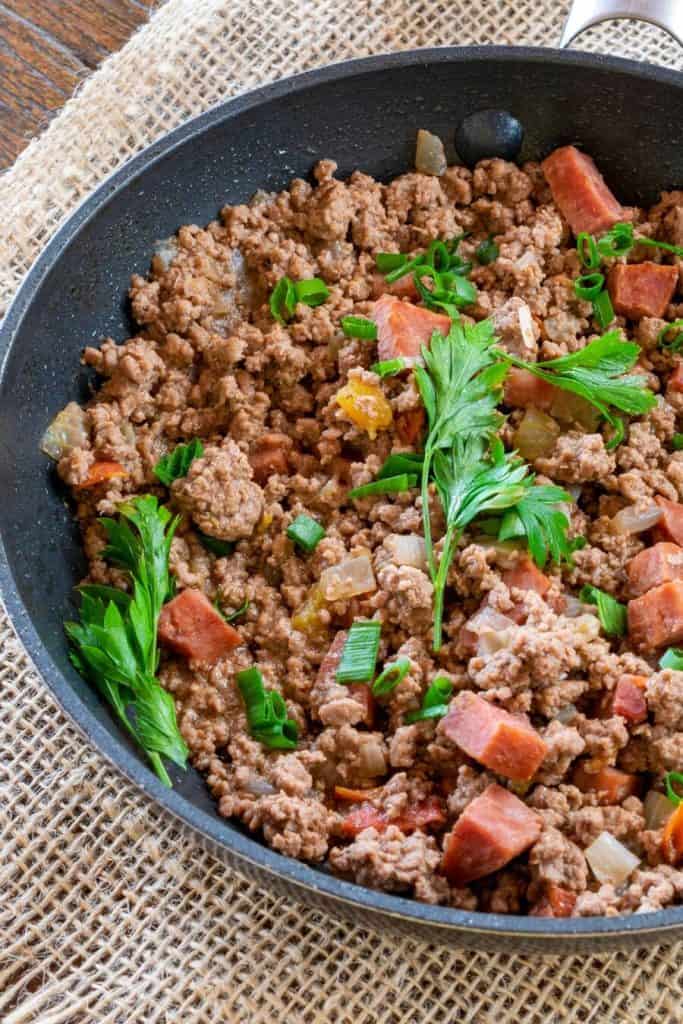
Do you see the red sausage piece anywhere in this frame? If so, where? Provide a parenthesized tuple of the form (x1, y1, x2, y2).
(339, 796, 446, 839)
(158, 589, 241, 664)
(440, 692, 547, 782)
(373, 295, 451, 362)
(442, 783, 541, 886)
(611, 675, 648, 724)
(541, 145, 624, 235)
(503, 367, 557, 411)
(572, 763, 640, 803)
(626, 542, 683, 597)
(653, 497, 683, 546)
(628, 580, 683, 649)
(608, 262, 678, 320)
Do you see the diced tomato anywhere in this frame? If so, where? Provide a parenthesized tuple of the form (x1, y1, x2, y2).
(442, 783, 541, 886)
(626, 542, 683, 597)
(653, 497, 683, 546)
(503, 555, 551, 599)
(669, 361, 683, 393)
(608, 262, 678, 320)
(158, 588, 241, 664)
(249, 432, 292, 484)
(611, 675, 648, 724)
(662, 803, 683, 866)
(440, 692, 547, 783)
(339, 795, 446, 839)
(541, 145, 624, 235)
(503, 367, 557, 411)
(530, 884, 576, 918)
(572, 763, 640, 803)
(75, 460, 127, 489)
(371, 272, 419, 301)
(395, 407, 426, 446)
(627, 580, 683, 649)
(372, 295, 450, 362)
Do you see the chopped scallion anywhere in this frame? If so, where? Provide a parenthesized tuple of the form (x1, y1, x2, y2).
(579, 584, 627, 637)
(476, 235, 499, 266)
(664, 771, 683, 807)
(237, 666, 298, 750)
(226, 598, 250, 622)
(659, 647, 683, 670)
(340, 315, 378, 341)
(596, 222, 635, 259)
(270, 276, 330, 322)
(658, 320, 683, 353)
(574, 272, 605, 301)
(197, 532, 235, 557)
(294, 278, 330, 307)
(348, 473, 418, 499)
(404, 675, 453, 723)
(577, 232, 600, 269)
(674, 434, 683, 451)
(375, 253, 407, 274)
(377, 453, 424, 479)
(371, 657, 412, 696)
(286, 513, 326, 553)
(592, 289, 615, 329)
(371, 358, 406, 377)
(336, 621, 382, 683)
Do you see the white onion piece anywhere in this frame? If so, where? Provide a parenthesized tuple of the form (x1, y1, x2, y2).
(153, 236, 179, 270)
(358, 737, 387, 777)
(644, 790, 675, 831)
(466, 607, 516, 658)
(40, 402, 88, 460)
(415, 129, 447, 176)
(244, 774, 277, 797)
(585, 831, 640, 885)
(513, 407, 560, 460)
(555, 703, 577, 724)
(384, 534, 427, 571)
(611, 504, 662, 535)
(320, 555, 377, 601)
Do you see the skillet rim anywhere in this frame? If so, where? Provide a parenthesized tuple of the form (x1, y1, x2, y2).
(1, 44, 682, 947)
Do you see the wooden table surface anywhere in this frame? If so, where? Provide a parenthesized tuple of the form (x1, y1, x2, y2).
(0, 0, 154, 169)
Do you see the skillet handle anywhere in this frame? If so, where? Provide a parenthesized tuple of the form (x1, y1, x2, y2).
(560, 0, 683, 49)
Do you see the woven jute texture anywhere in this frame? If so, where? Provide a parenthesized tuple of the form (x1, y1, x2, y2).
(1, 3, 682, 1021)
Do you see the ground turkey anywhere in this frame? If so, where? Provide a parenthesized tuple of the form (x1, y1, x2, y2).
(171, 438, 263, 540)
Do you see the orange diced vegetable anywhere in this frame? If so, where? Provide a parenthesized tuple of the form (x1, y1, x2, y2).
(339, 795, 446, 839)
(335, 379, 393, 439)
(503, 555, 551, 599)
(503, 367, 557, 410)
(662, 802, 683, 865)
(395, 407, 426, 446)
(373, 294, 450, 362)
(75, 460, 127, 490)
(530, 884, 576, 918)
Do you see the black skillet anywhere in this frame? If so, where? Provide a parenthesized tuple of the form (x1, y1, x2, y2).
(1, 45, 682, 954)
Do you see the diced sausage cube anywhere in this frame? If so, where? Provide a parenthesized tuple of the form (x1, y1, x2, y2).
(530, 884, 577, 918)
(572, 763, 640, 803)
(158, 588, 241, 664)
(669, 361, 683, 393)
(626, 542, 683, 597)
(653, 497, 683, 546)
(628, 580, 683, 649)
(541, 145, 623, 235)
(503, 555, 551, 598)
(442, 783, 541, 886)
(503, 367, 557, 411)
(611, 675, 648, 724)
(440, 691, 547, 782)
(249, 432, 292, 484)
(608, 262, 678, 320)
(340, 796, 446, 839)
(373, 294, 451, 362)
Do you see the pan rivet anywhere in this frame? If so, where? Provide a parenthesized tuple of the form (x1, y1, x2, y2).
(455, 110, 524, 167)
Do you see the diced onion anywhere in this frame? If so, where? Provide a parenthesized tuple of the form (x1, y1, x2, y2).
(40, 402, 88, 460)
(550, 389, 601, 431)
(415, 129, 447, 176)
(466, 607, 516, 658)
(243, 773, 277, 797)
(153, 236, 179, 271)
(384, 534, 427, 571)
(555, 703, 577, 724)
(320, 555, 377, 601)
(512, 407, 560, 461)
(358, 737, 387, 777)
(644, 790, 675, 831)
(611, 504, 663, 535)
(585, 831, 640, 885)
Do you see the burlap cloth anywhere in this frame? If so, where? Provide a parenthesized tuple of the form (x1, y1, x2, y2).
(1, 2, 682, 1021)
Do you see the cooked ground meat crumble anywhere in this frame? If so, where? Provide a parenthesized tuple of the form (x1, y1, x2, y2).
(47, 144, 683, 918)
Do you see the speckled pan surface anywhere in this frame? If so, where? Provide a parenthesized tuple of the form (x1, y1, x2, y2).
(0, 47, 682, 953)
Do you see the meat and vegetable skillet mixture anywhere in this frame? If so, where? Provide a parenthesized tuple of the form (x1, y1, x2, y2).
(43, 134, 683, 918)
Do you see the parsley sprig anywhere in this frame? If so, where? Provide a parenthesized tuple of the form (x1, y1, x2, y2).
(580, 584, 627, 637)
(154, 439, 204, 486)
(498, 331, 656, 447)
(65, 496, 188, 787)
(415, 319, 575, 650)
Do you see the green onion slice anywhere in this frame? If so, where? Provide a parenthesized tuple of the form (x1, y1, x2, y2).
(286, 514, 326, 553)
(664, 771, 683, 807)
(658, 320, 683, 352)
(596, 222, 635, 259)
(197, 532, 235, 557)
(576, 232, 600, 269)
(371, 358, 407, 378)
(404, 675, 453, 724)
(336, 621, 382, 683)
(476, 236, 499, 266)
(385, 253, 423, 284)
(377, 453, 424, 479)
(375, 253, 407, 274)
(294, 278, 330, 308)
(574, 272, 605, 301)
(237, 666, 298, 750)
(340, 315, 378, 341)
(269, 276, 297, 324)
(592, 289, 615, 329)
(349, 473, 418, 499)
(579, 584, 627, 637)
(404, 703, 450, 724)
(226, 598, 250, 622)
(371, 657, 412, 696)
(659, 647, 683, 670)
(673, 434, 683, 451)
